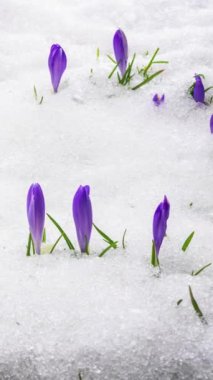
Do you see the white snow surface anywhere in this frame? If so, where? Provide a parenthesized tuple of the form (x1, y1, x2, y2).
(0, 0, 213, 379)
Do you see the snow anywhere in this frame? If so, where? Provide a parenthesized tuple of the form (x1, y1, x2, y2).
(0, 0, 213, 378)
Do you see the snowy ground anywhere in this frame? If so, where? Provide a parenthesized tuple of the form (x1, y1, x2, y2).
(0, 0, 213, 379)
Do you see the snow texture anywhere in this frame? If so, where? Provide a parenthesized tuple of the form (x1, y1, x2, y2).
(0, 0, 213, 379)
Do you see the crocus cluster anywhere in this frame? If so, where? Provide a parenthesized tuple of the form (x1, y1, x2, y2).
(113, 29, 128, 78)
(152, 196, 170, 265)
(27, 183, 93, 254)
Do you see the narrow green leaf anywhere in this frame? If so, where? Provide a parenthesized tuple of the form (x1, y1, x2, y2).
(188, 286, 206, 323)
(96, 48, 100, 59)
(98, 244, 113, 257)
(42, 228, 46, 243)
(26, 233, 32, 256)
(39, 96, 44, 105)
(93, 223, 117, 248)
(49, 235, 62, 254)
(182, 231, 195, 252)
(108, 61, 119, 79)
(107, 54, 116, 64)
(33, 85, 37, 100)
(143, 48, 159, 77)
(151, 241, 159, 267)
(132, 70, 164, 91)
(204, 86, 213, 93)
(122, 229, 127, 249)
(47, 213, 75, 250)
(78, 371, 83, 380)
(32, 238, 35, 254)
(152, 60, 169, 64)
(192, 263, 212, 276)
(177, 299, 183, 306)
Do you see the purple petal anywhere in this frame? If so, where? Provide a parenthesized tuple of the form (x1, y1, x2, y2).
(72, 185, 93, 253)
(113, 29, 128, 77)
(26, 183, 45, 254)
(210, 115, 213, 134)
(153, 196, 170, 256)
(193, 75, 205, 103)
(48, 44, 67, 93)
(153, 94, 165, 106)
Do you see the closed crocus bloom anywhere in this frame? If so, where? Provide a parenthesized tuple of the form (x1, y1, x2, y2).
(27, 183, 45, 254)
(73, 185, 93, 253)
(193, 75, 205, 103)
(153, 94, 165, 106)
(153, 196, 170, 256)
(210, 115, 213, 134)
(48, 44, 67, 92)
(113, 29, 128, 77)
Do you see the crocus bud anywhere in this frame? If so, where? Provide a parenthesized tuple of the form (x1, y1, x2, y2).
(193, 75, 205, 103)
(113, 29, 128, 77)
(27, 183, 45, 254)
(153, 94, 165, 106)
(153, 196, 170, 256)
(48, 44, 67, 93)
(210, 115, 213, 134)
(72, 185, 93, 253)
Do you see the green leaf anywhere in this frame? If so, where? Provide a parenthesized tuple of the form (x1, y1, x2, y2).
(108, 61, 119, 79)
(42, 228, 46, 243)
(143, 48, 159, 77)
(182, 231, 195, 252)
(132, 70, 164, 91)
(96, 48, 100, 59)
(47, 213, 75, 250)
(177, 299, 183, 306)
(78, 371, 83, 380)
(122, 229, 127, 249)
(98, 244, 113, 257)
(151, 241, 159, 267)
(152, 60, 169, 64)
(107, 54, 116, 64)
(188, 286, 206, 323)
(39, 96, 44, 105)
(93, 223, 117, 249)
(191, 263, 212, 276)
(33, 85, 37, 100)
(26, 233, 32, 256)
(49, 235, 63, 254)
(204, 86, 213, 93)
(120, 54, 136, 86)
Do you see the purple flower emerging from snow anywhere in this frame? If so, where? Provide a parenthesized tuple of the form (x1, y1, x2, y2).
(27, 183, 45, 254)
(210, 115, 213, 134)
(193, 75, 205, 103)
(113, 29, 128, 77)
(73, 185, 93, 253)
(48, 44, 67, 92)
(153, 94, 165, 106)
(153, 196, 170, 256)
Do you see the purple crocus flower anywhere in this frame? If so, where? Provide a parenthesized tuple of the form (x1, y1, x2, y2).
(210, 115, 213, 134)
(193, 75, 205, 103)
(113, 29, 128, 77)
(153, 196, 170, 256)
(27, 183, 45, 254)
(73, 185, 93, 253)
(48, 44, 67, 92)
(153, 94, 165, 106)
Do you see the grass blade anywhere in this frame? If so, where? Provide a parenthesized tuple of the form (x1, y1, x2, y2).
(188, 286, 206, 323)
(93, 223, 117, 248)
(192, 263, 212, 276)
(42, 228, 46, 243)
(204, 86, 213, 93)
(122, 229, 127, 249)
(107, 54, 116, 64)
(33, 85, 37, 100)
(49, 235, 63, 254)
(98, 244, 113, 257)
(132, 70, 164, 91)
(47, 213, 75, 250)
(152, 60, 169, 64)
(96, 48, 100, 59)
(143, 48, 159, 77)
(177, 299, 183, 306)
(182, 231, 195, 252)
(108, 61, 119, 79)
(26, 233, 32, 256)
